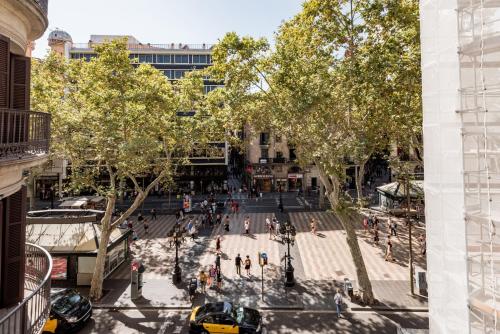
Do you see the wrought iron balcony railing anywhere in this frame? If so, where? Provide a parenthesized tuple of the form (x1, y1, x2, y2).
(0, 243, 53, 334)
(0, 109, 51, 163)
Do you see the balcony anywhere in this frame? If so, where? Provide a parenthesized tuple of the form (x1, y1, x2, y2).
(0, 109, 50, 164)
(0, 243, 53, 334)
(31, 0, 48, 16)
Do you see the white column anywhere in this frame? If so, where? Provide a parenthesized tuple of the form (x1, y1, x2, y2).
(420, 0, 470, 332)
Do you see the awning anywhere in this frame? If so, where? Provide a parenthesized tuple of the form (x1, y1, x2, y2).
(376, 181, 424, 199)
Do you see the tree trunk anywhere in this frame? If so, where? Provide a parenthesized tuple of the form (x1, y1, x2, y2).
(333, 204, 375, 305)
(89, 195, 115, 301)
(316, 162, 375, 304)
(354, 160, 367, 207)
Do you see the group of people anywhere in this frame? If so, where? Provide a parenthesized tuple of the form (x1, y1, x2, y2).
(362, 213, 427, 261)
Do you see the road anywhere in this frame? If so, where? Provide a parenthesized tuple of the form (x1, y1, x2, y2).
(80, 309, 428, 334)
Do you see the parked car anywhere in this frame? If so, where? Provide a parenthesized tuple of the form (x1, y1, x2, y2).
(189, 302, 262, 334)
(42, 288, 92, 333)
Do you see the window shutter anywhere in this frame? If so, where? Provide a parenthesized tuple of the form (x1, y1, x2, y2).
(10, 55, 30, 110)
(1, 186, 27, 307)
(0, 34, 9, 108)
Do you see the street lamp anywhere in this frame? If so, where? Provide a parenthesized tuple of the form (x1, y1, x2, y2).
(172, 223, 182, 284)
(281, 221, 296, 287)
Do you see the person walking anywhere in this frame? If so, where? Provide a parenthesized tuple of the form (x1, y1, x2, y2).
(310, 218, 317, 235)
(216, 213, 222, 225)
(137, 213, 144, 224)
(367, 214, 373, 229)
(215, 254, 221, 271)
(199, 270, 208, 293)
(150, 208, 157, 221)
(373, 226, 380, 245)
(216, 236, 222, 254)
(267, 217, 275, 240)
(244, 216, 250, 235)
(390, 219, 397, 236)
(224, 215, 230, 232)
(216, 268, 222, 289)
(208, 265, 216, 287)
(143, 219, 149, 235)
(275, 219, 281, 238)
(385, 235, 394, 261)
(189, 222, 197, 241)
(127, 219, 133, 230)
(235, 254, 242, 275)
(334, 289, 343, 318)
(418, 234, 426, 255)
(244, 255, 252, 276)
(362, 216, 369, 233)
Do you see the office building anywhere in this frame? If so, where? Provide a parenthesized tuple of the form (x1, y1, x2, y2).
(46, 32, 228, 195)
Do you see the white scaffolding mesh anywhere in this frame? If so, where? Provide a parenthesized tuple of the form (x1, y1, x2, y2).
(458, 0, 500, 332)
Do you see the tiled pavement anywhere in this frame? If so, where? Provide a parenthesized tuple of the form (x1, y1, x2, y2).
(97, 209, 427, 310)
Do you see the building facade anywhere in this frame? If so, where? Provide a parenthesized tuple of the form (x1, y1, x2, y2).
(421, 0, 500, 332)
(46, 32, 228, 195)
(0, 0, 52, 333)
(245, 128, 319, 193)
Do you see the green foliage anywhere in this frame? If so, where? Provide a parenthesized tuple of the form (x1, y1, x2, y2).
(211, 0, 422, 201)
(32, 39, 213, 197)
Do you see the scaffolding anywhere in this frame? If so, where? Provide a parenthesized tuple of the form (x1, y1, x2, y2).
(458, 0, 500, 332)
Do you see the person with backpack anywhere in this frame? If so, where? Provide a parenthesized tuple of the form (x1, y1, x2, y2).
(334, 288, 343, 318)
(244, 255, 251, 276)
(235, 254, 242, 275)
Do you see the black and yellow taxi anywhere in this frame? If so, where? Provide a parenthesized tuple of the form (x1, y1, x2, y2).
(189, 302, 262, 334)
(42, 288, 92, 333)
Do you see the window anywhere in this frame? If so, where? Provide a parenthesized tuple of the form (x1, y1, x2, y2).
(218, 316, 235, 325)
(289, 148, 297, 161)
(174, 70, 186, 79)
(261, 148, 269, 158)
(202, 316, 216, 324)
(138, 54, 153, 63)
(275, 135, 282, 143)
(174, 55, 189, 63)
(193, 55, 208, 64)
(276, 151, 283, 158)
(163, 70, 173, 78)
(260, 132, 270, 145)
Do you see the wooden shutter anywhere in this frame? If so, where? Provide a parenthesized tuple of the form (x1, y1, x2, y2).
(0, 34, 9, 108)
(10, 55, 30, 110)
(10, 55, 30, 144)
(1, 186, 27, 307)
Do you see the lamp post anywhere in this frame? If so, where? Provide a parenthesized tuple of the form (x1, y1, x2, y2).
(282, 221, 296, 287)
(173, 223, 182, 284)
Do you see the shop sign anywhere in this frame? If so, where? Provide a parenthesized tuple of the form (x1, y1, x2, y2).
(259, 158, 268, 164)
(288, 173, 304, 179)
(253, 174, 273, 179)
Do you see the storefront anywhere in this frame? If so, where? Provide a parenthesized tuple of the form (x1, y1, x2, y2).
(287, 173, 304, 191)
(253, 174, 274, 192)
(26, 209, 131, 286)
(276, 178, 288, 192)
